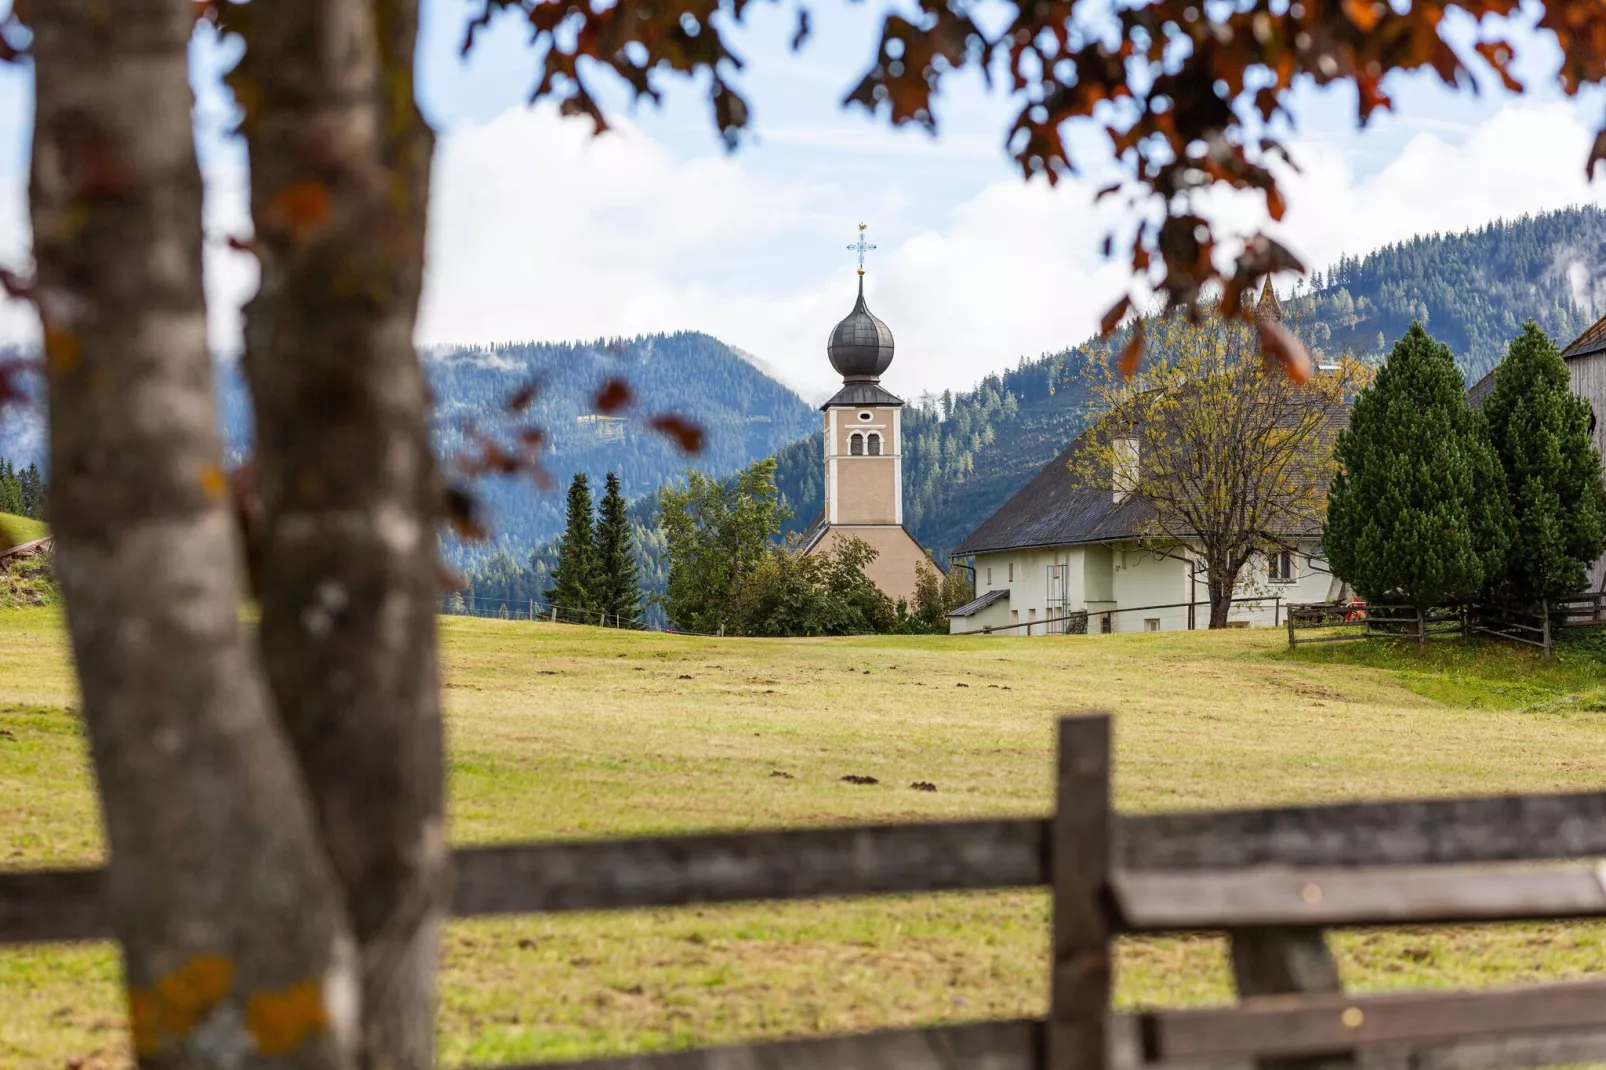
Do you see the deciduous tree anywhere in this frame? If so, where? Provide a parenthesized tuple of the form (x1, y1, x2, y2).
(659, 458, 788, 634)
(1325, 324, 1512, 609)
(1070, 300, 1363, 627)
(1481, 322, 1606, 604)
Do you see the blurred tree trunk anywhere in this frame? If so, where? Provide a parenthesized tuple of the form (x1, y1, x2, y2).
(29, 3, 357, 1067)
(231, 2, 449, 1067)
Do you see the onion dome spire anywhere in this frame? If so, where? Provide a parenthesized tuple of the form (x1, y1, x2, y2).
(827, 224, 895, 381)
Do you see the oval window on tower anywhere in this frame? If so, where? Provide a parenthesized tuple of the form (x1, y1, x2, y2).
(868, 432, 882, 456)
(858, 411, 873, 421)
(850, 432, 865, 456)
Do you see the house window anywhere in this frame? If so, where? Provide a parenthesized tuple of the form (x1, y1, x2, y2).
(987, 566, 993, 586)
(1028, 608, 1037, 636)
(858, 411, 873, 421)
(1100, 613, 1113, 634)
(1008, 562, 1015, 582)
(1144, 618, 1160, 632)
(867, 432, 882, 456)
(1011, 610, 1020, 627)
(849, 432, 864, 456)
(1268, 549, 1295, 584)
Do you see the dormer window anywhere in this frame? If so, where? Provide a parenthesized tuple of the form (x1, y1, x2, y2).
(858, 411, 873, 421)
(850, 432, 865, 456)
(867, 432, 882, 456)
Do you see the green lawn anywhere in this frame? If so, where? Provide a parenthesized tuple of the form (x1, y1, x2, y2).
(0, 512, 46, 549)
(3, 610, 1605, 1068)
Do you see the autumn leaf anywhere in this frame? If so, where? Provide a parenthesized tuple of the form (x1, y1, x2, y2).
(1118, 320, 1146, 379)
(649, 414, 705, 453)
(594, 378, 633, 414)
(1257, 317, 1313, 384)
(505, 381, 541, 412)
(1101, 296, 1132, 336)
(443, 486, 487, 541)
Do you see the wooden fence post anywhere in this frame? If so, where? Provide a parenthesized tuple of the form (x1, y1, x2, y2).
(1048, 714, 1112, 1070)
(1229, 927, 1354, 1070)
(1286, 609, 1296, 650)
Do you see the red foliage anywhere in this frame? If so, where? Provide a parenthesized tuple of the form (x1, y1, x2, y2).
(649, 414, 706, 454)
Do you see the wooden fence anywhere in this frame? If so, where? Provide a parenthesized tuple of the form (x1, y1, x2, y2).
(1289, 594, 1606, 655)
(6, 715, 1606, 1068)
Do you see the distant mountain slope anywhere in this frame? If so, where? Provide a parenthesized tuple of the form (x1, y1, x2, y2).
(1300, 206, 1606, 381)
(211, 331, 816, 567)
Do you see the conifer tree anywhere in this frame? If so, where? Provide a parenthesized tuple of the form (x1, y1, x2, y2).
(1481, 322, 1606, 605)
(1325, 323, 1512, 610)
(593, 471, 642, 626)
(0, 459, 21, 516)
(545, 473, 599, 623)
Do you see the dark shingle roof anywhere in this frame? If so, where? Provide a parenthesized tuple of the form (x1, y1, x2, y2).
(822, 381, 904, 409)
(1563, 313, 1606, 361)
(947, 588, 1009, 618)
(953, 435, 1155, 555)
(953, 404, 1344, 556)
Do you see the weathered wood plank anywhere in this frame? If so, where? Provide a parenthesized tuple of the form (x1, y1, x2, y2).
(1116, 863, 1606, 930)
(493, 1019, 1042, 1070)
(453, 818, 1046, 918)
(0, 868, 111, 944)
(10, 790, 1606, 945)
(1228, 927, 1351, 1070)
(1143, 980, 1606, 1061)
(1117, 792, 1606, 872)
(1048, 715, 1113, 1070)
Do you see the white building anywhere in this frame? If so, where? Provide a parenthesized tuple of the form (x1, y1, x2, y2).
(946, 429, 1342, 635)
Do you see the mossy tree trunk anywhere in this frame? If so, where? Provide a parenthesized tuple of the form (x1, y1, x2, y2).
(231, 2, 448, 1068)
(30, 3, 357, 1066)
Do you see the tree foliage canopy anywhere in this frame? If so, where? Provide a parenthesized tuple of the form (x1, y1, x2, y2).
(1481, 322, 1606, 605)
(1069, 299, 1364, 626)
(1325, 323, 1512, 608)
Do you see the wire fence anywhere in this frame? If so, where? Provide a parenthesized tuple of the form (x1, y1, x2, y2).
(438, 594, 729, 636)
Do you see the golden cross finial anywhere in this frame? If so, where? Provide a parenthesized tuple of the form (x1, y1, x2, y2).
(847, 223, 876, 277)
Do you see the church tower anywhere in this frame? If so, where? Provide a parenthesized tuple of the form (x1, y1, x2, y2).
(823, 267, 902, 526)
(799, 225, 933, 602)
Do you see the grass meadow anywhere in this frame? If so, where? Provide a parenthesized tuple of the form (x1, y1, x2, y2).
(3, 609, 1606, 1067)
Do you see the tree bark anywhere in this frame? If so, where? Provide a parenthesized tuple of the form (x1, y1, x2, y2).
(29, 4, 357, 1067)
(231, 3, 448, 1068)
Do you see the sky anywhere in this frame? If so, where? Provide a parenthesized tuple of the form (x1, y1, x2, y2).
(1, 1, 1604, 403)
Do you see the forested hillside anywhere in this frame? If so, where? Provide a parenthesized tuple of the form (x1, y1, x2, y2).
(1295, 206, 1606, 381)
(213, 331, 816, 569)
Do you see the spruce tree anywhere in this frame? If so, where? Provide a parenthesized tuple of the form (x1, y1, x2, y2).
(593, 471, 642, 626)
(1325, 323, 1512, 610)
(0, 459, 21, 516)
(545, 473, 599, 623)
(1482, 321, 1606, 605)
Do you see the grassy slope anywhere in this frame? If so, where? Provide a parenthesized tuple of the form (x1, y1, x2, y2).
(3, 612, 1605, 1068)
(0, 513, 47, 549)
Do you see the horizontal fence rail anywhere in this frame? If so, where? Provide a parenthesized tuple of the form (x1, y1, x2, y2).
(8, 716, 1606, 1070)
(9, 791, 1606, 945)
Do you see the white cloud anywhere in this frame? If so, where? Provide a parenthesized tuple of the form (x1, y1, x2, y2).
(6, 99, 1606, 404)
(1214, 101, 1606, 289)
(417, 103, 1129, 402)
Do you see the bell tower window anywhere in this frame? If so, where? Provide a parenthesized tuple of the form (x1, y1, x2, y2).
(867, 432, 882, 456)
(850, 432, 865, 456)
